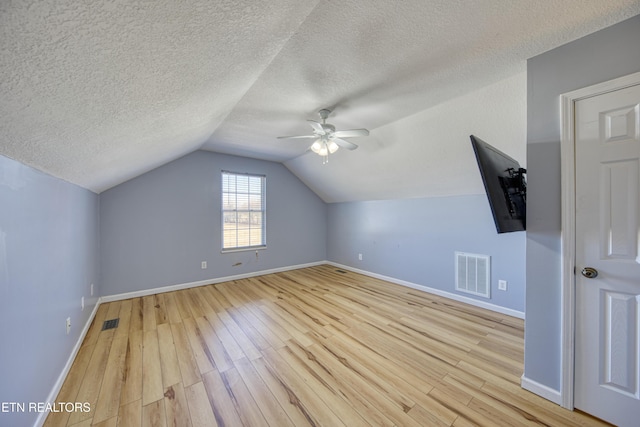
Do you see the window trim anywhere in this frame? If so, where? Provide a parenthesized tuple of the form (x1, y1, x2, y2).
(220, 170, 266, 253)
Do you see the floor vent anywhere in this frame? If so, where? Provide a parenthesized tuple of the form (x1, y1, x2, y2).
(102, 318, 120, 331)
(335, 269, 348, 274)
(455, 252, 490, 298)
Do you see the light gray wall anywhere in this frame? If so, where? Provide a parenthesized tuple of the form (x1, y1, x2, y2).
(100, 150, 327, 295)
(525, 14, 640, 391)
(0, 155, 100, 427)
(327, 194, 526, 312)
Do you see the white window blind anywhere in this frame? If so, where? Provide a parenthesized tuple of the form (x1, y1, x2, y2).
(222, 171, 266, 251)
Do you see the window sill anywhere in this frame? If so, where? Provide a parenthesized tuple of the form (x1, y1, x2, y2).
(221, 246, 267, 254)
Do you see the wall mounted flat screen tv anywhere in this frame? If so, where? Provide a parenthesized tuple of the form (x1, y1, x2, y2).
(470, 135, 526, 233)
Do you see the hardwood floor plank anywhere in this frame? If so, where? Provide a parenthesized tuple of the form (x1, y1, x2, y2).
(283, 340, 423, 427)
(105, 301, 122, 323)
(185, 288, 208, 318)
(343, 321, 448, 382)
(90, 416, 118, 427)
(173, 290, 193, 321)
(259, 303, 314, 347)
(129, 298, 143, 333)
(45, 265, 610, 427)
(67, 328, 114, 425)
(163, 292, 183, 324)
(142, 399, 166, 427)
(272, 297, 334, 337)
(216, 366, 271, 427)
(428, 387, 500, 427)
(407, 402, 457, 427)
(267, 274, 348, 329)
(205, 283, 234, 311)
(185, 381, 219, 427)
(142, 296, 156, 332)
(114, 299, 132, 340)
(281, 340, 396, 427)
(157, 323, 182, 388)
(154, 294, 169, 325)
(249, 355, 329, 427)
(195, 315, 233, 372)
(300, 336, 417, 414)
(68, 418, 93, 427)
(199, 285, 229, 313)
(233, 356, 296, 427)
(163, 382, 192, 427)
(235, 304, 287, 349)
(201, 369, 245, 427)
(43, 343, 95, 427)
(226, 306, 272, 350)
(119, 329, 143, 406)
(141, 330, 164, 406)
(216, 309, 262, 360)
(117, 400, 141, 427)
(182, 317, 216, 375)
(260, 347, 348, 427)
(82, 304, 109, 348)
(92, 335, 128, 423)
(229, 292, 292, 346)
(203, 310, 245, 362)
(326, 328, 438, 406)
(169, 322, 202, 386)
(480, 381, 609, 427)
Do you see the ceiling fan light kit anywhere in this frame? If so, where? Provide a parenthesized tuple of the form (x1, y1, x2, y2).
(278, 109, 369, 164)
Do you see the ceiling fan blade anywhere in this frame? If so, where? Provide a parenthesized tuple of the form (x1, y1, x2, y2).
(333, 128, 369, 138)
(307, 120, 326, 135)
(277, 135, 317, 139)
(333, 138, 358, 150)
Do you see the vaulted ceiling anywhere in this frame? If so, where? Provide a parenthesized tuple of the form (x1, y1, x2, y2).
(1, 1, 639, 201)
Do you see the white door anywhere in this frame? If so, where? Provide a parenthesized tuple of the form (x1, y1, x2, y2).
(574, 83, 640, 427)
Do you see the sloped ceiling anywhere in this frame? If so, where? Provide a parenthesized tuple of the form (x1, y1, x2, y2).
(1, 1, 639, 201)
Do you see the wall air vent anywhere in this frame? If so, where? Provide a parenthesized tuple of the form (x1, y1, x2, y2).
(455, 252, 490, 298)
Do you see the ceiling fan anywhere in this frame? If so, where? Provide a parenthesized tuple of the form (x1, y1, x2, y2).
(278, 109, 369, 163)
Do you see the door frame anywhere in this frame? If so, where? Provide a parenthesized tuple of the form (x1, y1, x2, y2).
(559, 71, 640, 410)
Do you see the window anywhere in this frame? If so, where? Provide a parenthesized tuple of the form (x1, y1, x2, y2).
(221, 171, 266, 251)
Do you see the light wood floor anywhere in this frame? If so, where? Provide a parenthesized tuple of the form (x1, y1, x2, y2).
(45, 265, 609, 427)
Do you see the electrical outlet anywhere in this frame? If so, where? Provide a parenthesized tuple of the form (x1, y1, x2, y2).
(358, 253, 363, 261)
(81, 296, 85, 311)
(90, 283, 94, 296)
(201, 261, 207, 269)
(66, 317, 71, 335)
(498, 280, 508, 291)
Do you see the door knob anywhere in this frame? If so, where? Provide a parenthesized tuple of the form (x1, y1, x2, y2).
(581, 267, 598, 279)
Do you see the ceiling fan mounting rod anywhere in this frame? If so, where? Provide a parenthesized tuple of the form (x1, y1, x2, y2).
(318, 109, 331, 123)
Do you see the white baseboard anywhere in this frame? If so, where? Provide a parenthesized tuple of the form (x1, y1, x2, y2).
(100, 261, 326, 303)
(521, 375, 563, 406)
(327, 262, 525, 319)
(34, 301, 101, 427)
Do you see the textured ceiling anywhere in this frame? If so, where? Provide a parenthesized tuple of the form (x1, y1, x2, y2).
(1, 1, 639, 200)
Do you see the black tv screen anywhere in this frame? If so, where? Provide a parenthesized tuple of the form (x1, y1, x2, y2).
(470, 135, 526, 233)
